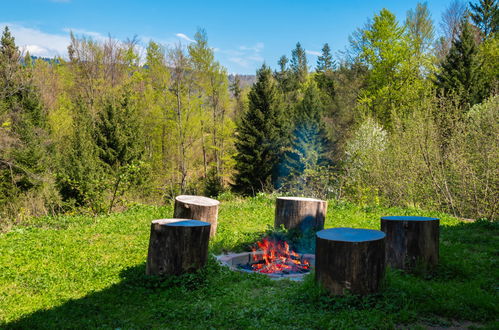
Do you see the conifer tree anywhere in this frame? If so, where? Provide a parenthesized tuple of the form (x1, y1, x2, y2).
(436, 19, 487, 108)
(0, 26, 51, 206)
(280, 82, 330, 189)
(315, 43, 335, 99)
(94, 93, 144, 212)
(290, 42, 308, 85)
(233, 65, 288, 195)
(470, 0, 499, 38)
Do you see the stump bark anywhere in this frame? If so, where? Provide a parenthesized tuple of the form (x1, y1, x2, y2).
(380, 216, 439, 271)
(174, 195, 220, 237)
(274, 197, 327, 231)
(146, 219, 211, 276)
(316, 227, 386, 295)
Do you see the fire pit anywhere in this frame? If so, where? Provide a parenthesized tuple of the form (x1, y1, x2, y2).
(216, 238, 315, 280)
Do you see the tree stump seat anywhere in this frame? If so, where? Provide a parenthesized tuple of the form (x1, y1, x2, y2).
(380, 216, 439, 271)
(174, 195, 220, 237)
(274, 197, 327, 232)
(316, 227, 386, 295)
(146, 219, 211, 276)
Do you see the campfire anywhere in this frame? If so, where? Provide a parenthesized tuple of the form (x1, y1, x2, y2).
(239, 237, 310, 275)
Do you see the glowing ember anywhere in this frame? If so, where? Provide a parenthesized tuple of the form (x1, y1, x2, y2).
(248, 238, 310, 274)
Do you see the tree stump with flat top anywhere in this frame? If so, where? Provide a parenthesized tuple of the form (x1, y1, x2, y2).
(174, 195, 220, 237)
(380, 216, 439, 271)
(274, 197, 327, 231)
(316, 227, 386, 295)
(146, 219, 211, 276)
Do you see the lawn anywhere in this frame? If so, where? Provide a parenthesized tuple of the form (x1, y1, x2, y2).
(0, 195, 497, 329)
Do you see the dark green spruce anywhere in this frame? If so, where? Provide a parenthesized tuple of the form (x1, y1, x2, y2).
(233, 64, 289, 195)
(436, 19, 488, 108)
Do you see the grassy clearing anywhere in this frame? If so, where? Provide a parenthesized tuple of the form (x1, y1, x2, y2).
(0, 195, 497, 329)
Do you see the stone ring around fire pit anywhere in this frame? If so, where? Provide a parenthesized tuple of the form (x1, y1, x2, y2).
(215, 251, 315, 281)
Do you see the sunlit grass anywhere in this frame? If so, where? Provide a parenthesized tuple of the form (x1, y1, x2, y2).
(0, 195, 497, 328)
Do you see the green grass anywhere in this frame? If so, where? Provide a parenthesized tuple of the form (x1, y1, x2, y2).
(0, 195, 497, 329)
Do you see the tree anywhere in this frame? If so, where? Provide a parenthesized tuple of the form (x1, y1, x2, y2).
(437, 1, 468, 58)
(290, 42, 308, 85)
(315, 43, 335, 99)
(233, 65, 288, 195)
(280, 82, 331, 192)
(436, 19, 487, 108)
(94, 93, 144, 212)
(357, 9, 416, 128)
(406, 2, 435, 60)
(188, 29, 232, 187)
(469, 0, 499, 38)
(0, 26, 53, 215)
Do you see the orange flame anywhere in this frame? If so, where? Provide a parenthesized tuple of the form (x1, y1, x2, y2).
(250, 238, 310, 274)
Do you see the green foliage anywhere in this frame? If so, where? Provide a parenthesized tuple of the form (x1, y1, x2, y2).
(315, 43, 336, 100)
(0, 26, 56, 224)
(280, 82, 332, 197)
(436, 19, 489, 109)
(233, 65, 289, 195)
(0, 199, 497, 328)
(342, 94, 499, 219)
(290, 42, 308, 86)
(469, 0, 499, 38)
(356, 8, 435, 129)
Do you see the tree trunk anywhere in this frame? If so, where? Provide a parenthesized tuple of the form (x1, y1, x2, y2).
(316, 227, 386, 295)
(174, 195, 220, 237)
(381, 216, 439, 271)
(146, 219, 211, 276)
(274, 197, 327, 231)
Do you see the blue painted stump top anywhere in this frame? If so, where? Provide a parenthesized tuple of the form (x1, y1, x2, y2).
(152, 219, 211, 227)
(166, 220, 210, 227)
(316, 227, 385, 242)
(381, 216, 439, 221)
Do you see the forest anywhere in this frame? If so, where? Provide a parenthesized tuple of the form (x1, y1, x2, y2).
(0, 0, 497, 229)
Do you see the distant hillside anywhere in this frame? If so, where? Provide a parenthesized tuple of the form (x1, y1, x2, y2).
(228, 74, 256, 90)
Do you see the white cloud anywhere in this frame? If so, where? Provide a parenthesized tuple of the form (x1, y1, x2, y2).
(228, 57, 249, 67)
(1, 23, 70, 58)
(63, 28, 108, 41)
(306, 50, 322, 56)
(175, 33, 195, 43)
(239, 42, 264, 52)
(221, 42, 264, 69)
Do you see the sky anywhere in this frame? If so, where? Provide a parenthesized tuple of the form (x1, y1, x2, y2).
(1, 0, 454, 74)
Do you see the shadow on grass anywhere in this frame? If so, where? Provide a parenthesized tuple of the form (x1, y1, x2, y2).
(5, 263, 162, 329)
(5, 220, 498, 329)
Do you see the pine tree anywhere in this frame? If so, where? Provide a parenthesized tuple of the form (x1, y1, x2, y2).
(233, 65, 288, 195)
(290, 42, 308, 85)
(280, 82, 330, 190)
(470, 0, 499, 38)
(94, 93, 144, 211)
(315, 43, 335, 99)
(436, 19, 487, 108)
(0, 26, 51, 205)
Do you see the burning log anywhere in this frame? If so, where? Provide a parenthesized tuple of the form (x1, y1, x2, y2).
(174, 195, 220, 237)
(246, 237, 311, 275)
(380, 216, 439, 271)
(316, 227, 385, 295)
(274, 197, 327, 231)
(146, 219, 211, 276)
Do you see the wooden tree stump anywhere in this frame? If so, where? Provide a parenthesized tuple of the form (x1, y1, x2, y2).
(274, 197, 327, 231)
(381, 216, 439, 271)
(146, 219, 211, 276)
(316, 227, 386, 295)
(174, 195, 220, 237)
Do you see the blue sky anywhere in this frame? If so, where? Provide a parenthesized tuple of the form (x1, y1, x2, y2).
(1, 0, 453, 74)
